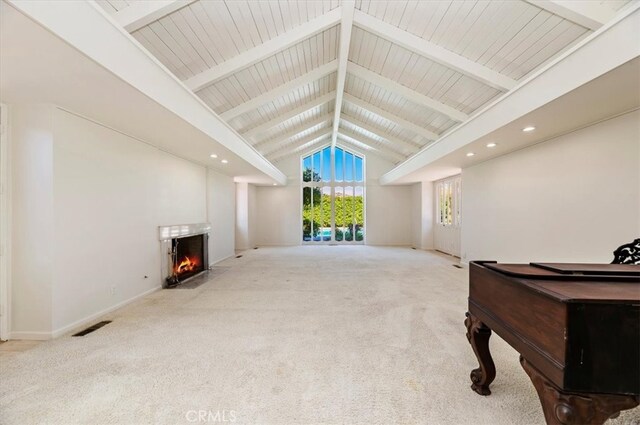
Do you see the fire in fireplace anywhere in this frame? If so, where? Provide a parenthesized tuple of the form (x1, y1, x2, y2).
(167, 233, 208, 286)
(159, 223, 210, 288)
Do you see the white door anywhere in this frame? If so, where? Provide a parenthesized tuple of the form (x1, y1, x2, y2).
(434, 175, 461, 257)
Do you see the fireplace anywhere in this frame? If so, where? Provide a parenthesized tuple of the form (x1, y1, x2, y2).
(159, 223, 211, 287)
(170, 234, 206, 281)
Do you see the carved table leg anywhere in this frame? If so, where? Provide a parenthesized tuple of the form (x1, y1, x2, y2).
(520, 356, 640, 425)
(464, 312, 496, 395)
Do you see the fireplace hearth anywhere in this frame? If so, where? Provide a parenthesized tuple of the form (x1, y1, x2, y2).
(159, 223, 211, 288)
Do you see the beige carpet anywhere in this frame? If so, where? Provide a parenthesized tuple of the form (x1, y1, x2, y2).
(1, 246, 638, 424)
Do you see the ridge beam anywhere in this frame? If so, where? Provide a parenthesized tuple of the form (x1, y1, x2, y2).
(331, 0, 355, 149)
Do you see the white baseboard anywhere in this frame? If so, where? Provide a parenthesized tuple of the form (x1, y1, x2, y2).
(9, 331, 52, 341)
(51, 285, 161, 339)
(365, 243, 413, 247)
(253, 243, 299, 247)
(208, 253, 235, 267)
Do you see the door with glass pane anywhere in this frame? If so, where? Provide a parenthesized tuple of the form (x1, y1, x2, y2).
(302, 146, 364, 244)
(434, 175, 461, 256)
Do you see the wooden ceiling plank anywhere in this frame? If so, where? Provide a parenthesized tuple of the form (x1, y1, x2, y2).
(337, 133, 402, 163)
(338, 127, 406, 161)
(243, 91, 336, 138)
(185, 8, 341, 92)
(343, 93, 439, 140)
(257, 114, 334, 153)
(526, 1, 613, 31)
(353, 9, 518, 91)
(114, 0, 197, 33)
(340, 114, 421, 153)
(220, 60, 338, 120)
(347, 62, 469, 122)
(267, 129, 332, 160)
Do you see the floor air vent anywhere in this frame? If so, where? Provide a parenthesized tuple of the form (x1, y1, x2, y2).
(452, 264, 463, 269)
(72, 321, 112, 337)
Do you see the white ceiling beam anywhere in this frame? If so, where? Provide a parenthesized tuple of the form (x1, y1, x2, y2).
(337, 133, 402, 164)
(268, 129, 332, 160)
(353, 10, 517, 91)
(243, 91, 336, 139)
(331, 1, 355, 149)
(271, 137, 332, 163)
(338, 128, 406, 162)
(526, 1, 614, 31)
(343, 93, 439, 141)
(9, 0, 287, 185)
(220, 60, 337, 121)
(271, 130, 400, 163)
(348, 62, 469, 122)
(114, 0, 196, 32)
(185, 8, 342, 92)
(340, 114, 421, 154)
(379, 2, 640, 185)
(338, 137, 401, 163)
(257, 114, 333, 153)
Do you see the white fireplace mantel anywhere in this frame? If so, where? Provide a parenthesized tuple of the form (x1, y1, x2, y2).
(158, 223, 211, 241)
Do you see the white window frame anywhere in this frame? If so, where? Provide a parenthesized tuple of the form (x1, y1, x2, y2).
(300, 144, 366, 245)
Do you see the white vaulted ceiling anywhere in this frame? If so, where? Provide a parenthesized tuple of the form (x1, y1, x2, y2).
(96, 0, 633, 166)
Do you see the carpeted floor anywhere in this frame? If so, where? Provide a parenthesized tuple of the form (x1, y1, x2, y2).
(0, 246, 638, 424)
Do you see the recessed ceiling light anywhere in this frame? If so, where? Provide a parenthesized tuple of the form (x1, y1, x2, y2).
(466, 152, 475, 157)
(210, 154, 218, 158)
(522, 126, 536, 132)
(272, 183, 277, 186)
(221, 159, 228, 164)
(486, 143, 497, 148)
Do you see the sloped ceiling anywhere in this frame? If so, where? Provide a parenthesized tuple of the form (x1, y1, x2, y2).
(94, 0, 632, 167)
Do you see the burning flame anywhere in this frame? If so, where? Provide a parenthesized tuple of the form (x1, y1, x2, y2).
(175, 256, 198, 275)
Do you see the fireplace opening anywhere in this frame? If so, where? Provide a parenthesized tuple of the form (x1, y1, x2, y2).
(167, 234, 207, 286)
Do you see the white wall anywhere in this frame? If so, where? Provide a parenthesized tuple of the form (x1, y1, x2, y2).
(10, 105, 54, 338)
(256, 155, 300, 246)
(256, 184, 300, 246)
(207, 169, 235, 264)
(411, 183, 422, 248)
(410, 181, 435, 250)
(366, 155, 413, 246)
(51, 108, 206, 334)
(248, 183, 258, 249)
(366, 184, 413, 246)
(9, 105, 238, 339)
(421, 181, 434, 250)
(235, 182, 258, 250)
(462, 110, 640, 264)
(255, 151, 414, 246)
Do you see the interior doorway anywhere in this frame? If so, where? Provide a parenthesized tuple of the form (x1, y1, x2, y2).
(434, 175, 461, 257)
